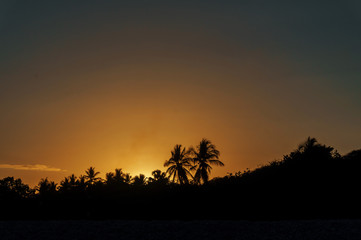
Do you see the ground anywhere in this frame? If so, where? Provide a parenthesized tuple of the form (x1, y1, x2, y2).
(1, 219, 361, 240)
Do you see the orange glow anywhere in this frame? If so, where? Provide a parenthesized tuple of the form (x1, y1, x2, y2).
(1, 59, 359, 186)
(1, 3, 360, 187)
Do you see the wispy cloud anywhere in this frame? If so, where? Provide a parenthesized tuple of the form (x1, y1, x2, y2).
(0, 164, 65, 172)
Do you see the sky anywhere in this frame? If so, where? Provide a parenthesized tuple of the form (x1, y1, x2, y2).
(1, 0, 361, 186)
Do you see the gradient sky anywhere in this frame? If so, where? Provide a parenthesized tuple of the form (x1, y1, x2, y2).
(1, 0, 361, 186)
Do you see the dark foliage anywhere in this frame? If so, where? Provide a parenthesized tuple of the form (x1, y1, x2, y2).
(164, 144, 193, 184)
(0, 177, 35, 219)
(190, 138, 224, 184)
(0, 137, 360, 220)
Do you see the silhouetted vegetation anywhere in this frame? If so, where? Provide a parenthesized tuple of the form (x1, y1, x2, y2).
(164, 144, 193, 184)
(1, 137, 361, 220)
(190, 138, 224, 184)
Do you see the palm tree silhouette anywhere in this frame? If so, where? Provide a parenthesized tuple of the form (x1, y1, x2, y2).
(59, 177, 70, 191)
(106, 168, 127, 185)
(164, 144, 193, 184)
(123, 173, 132, 184)
(297, 137, 318, 152)
(59, 174, 78, 192)
(85, 167, 101, 185)
(106, 172, 115, 184)
(69, 174, 77, 186)
(77, 175, 87, 190)
(132, 174, 147, 186)
(114, 169, 125, 182)
(190, 138, 224, 184)
(38, 178, 57, 196)
(148, 169, 169, 185)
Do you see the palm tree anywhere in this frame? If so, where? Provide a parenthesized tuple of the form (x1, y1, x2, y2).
(164, 144, 193, 184)
(59, 176, 70, 192)
(85, 167, 101, 185)
(105, 172, 115, 184)
(114, 168, 125, 182)
(132, 174, 147, 186)
(77, 175, 87, 190)
(106, 168, 127, 185)
(190, 138, 224, 184)
(59, 174, 78, 192)
(38, 178, 57, 196)
(297, 137, 318, 153)
(292, 136, 335, 164)
(69, 174, 77, 186)
(123, 173, 132, 184)
(148, 169, 169, 185)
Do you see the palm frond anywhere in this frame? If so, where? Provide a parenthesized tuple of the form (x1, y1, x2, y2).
(208, 159, 224, 166)
(190, 165, 198, 171)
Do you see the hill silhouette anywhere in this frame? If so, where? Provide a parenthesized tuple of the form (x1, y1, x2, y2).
(0, 137, 360, 220)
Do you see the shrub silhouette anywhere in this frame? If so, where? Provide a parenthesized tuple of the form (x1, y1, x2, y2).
(0, 176, 34, 200)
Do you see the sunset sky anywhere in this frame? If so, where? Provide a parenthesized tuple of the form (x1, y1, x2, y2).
(1, 1, 361, 186)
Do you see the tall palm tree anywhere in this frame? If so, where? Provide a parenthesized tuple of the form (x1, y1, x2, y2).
(190, 138, 224, 184)
(85, 167, 101, 185)
(164, 144, 193, 184)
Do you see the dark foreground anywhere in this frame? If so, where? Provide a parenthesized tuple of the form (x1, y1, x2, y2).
(1, 219, 361, 240)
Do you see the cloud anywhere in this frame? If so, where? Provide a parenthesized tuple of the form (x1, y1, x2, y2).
(0, 164, 65, 172)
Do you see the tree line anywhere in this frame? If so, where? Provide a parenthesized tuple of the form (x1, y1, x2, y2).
(34, 138, 224, 196)
(1, 137, 360, 220)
